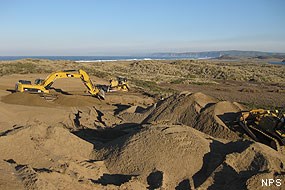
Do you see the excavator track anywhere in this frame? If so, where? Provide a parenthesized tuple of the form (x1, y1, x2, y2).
(238, 110, 285, 154)
(39, 93, 58, 101)
(243, 123, 283, 152)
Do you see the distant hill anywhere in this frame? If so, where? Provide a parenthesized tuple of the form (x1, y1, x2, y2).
(215, 55, 237, 60)
(151, 50, 285, 59)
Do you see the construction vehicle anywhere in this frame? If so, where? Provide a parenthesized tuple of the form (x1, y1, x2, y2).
(15, 69, 105, 99)
(237, 109, 285, 151)
(108, 76, 129, 92)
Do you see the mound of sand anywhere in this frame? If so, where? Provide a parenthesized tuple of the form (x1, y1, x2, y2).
(120, 92, 245, 140)
(106, 92, 154, 106)
(195, 101, 245, 140)
(0, 124, 93, 165)
(1, 93, 54, 107)
(0, 122, 149, 189)
(0, 124, 118, 189)
(1, 92, 104, 108)
(1, 122, 284, 189)
(96, 124, 211, 189)
(0, 160, 25, 190)
(94, 124, 285, 189)
(117, 104, 157, 123)
(197, 143, 285, 190)
(143, 92, 218, 126)
(53, 94, 102, 107)
(68, 106, 123, 129)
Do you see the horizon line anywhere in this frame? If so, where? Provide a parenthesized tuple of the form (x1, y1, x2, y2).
(1, 49, 285, 57)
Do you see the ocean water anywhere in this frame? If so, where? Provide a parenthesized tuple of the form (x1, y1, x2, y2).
(0, 56, 197, 62)
(2, 56, 283, 65)
(268, 61, 285, 65)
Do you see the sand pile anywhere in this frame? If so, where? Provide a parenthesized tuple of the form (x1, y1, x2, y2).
(1, 93, 54, 107)
(53, 94, 102, 107)
(143, 92, 218, 126)
(197, 143, 285, 190)
(1, 122, 284, 189)
(68, 106, 123, 129)
(106, 92, 154, 106)
(195, 101, 245, 140)
(0, 124, 93, 165)
(117, 104, 157, 123)
(94, 124, 285, 189)
(119, 92, 218, 125)
(1, 93, 104, 108)
(0, 124, 148, 189)
(0, 160, 25, 189)
(0, 101, 73, 131)
(0, 124, 94, 189)
(95, 124, 211, 189)
(120, 92, 245, 140)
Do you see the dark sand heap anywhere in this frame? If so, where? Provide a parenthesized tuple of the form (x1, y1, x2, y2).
(1, 92, 54, 107)
(143, 92, 217, 126)
(1, 92, 102, 107)
(93, 124, 285, 189)
(119, 92, 245, 140)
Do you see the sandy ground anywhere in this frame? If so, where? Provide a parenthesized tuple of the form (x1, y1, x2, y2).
(0, 60, 285, 189)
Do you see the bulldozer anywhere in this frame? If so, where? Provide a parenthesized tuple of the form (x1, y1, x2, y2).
(238, 109, 285, 151)
(15, 69, 105, 99)
(108, 76, 129, 92)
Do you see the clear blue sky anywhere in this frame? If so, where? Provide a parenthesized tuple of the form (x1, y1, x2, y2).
(0, 0, 284, 55)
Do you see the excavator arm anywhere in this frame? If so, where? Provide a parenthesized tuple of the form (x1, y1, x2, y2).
(78, 69, 98, 95)
(15, 69, 105, 99)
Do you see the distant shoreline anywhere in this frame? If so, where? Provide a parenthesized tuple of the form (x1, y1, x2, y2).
(0, 56, 284, 65)
(0, 56, 212, 62)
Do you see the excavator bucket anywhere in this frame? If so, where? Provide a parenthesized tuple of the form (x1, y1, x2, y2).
(96, 88, 105, 100)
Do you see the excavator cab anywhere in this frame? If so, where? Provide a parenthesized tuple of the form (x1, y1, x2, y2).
(117, 76, 128, 83)
(18, 80, 32, 85)
(35, 79, 44, 85)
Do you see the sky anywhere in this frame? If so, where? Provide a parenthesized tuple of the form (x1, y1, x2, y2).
(0, 0, 284, 56)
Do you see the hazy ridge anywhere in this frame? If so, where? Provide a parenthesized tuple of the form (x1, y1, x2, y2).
(152, 50, 285, 59)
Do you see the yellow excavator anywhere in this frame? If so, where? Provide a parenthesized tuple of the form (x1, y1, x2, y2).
(15, 69, 105, 99)
(108, 76, 129, 92)
(238, 109, 285, 151)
